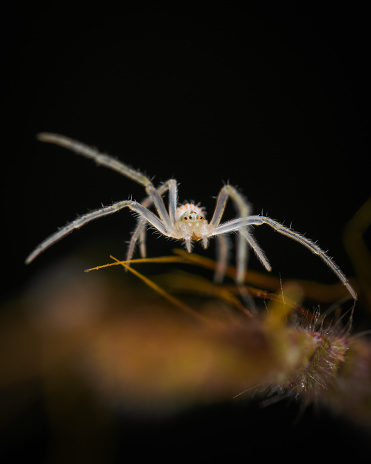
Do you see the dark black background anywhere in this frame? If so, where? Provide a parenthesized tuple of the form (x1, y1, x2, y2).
(2, 2, 370, 295)
(1, 1, 371, 461)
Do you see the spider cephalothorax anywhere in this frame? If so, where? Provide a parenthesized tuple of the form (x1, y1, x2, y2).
(173, 204, 208, 245)
(26, 133, 357, 301)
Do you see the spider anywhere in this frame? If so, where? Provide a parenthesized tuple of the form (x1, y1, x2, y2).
(26, 133, 356, 301)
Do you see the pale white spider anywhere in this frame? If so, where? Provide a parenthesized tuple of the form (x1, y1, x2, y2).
(26, 133, 356, 300)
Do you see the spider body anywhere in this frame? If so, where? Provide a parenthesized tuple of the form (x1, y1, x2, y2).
(26, 133, 357, 301)
(173, 204, 209, 247)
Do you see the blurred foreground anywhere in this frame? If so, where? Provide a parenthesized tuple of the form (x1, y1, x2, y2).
(1, 240, 371, 461)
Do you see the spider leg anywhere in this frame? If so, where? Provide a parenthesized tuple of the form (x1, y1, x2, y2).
(240, 229, 272, 272)
(25, 200, 167, 264)
(223, 215, 356, 300)
(127, 219, 147, 262)
(210, 185, 252, 283)
(138, 221, 147, 258)
(166, 179, 178, 224)
(126, 179, 178, 263)
(211, 217, 251, 235)
(215, 234, 230, 283)
(212, 220, 271, 273)
(252, 216, 357, 300)
(185, 237, 192, 253)
(37, 133, 174, 230)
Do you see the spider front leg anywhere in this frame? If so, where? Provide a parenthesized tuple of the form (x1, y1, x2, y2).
(37, 133, 174, 232)
(210, 185, 251, 283)
(215, 215, 357, 300)
(252, 216, 357, 300)
(25, 200, 168, 264)
(29, 133, 180, 265)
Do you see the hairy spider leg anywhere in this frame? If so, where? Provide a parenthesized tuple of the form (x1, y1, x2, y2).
(213, 228, 270, 283)
(212, 215, 357, 300)
(214, 234, 230, 283)
(239, 229, 272, 272)
(210, 185, 251, 283)
(37, 133, 174, 231)
(25, 201, 167, 264)
(127, 179, 178, 263)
